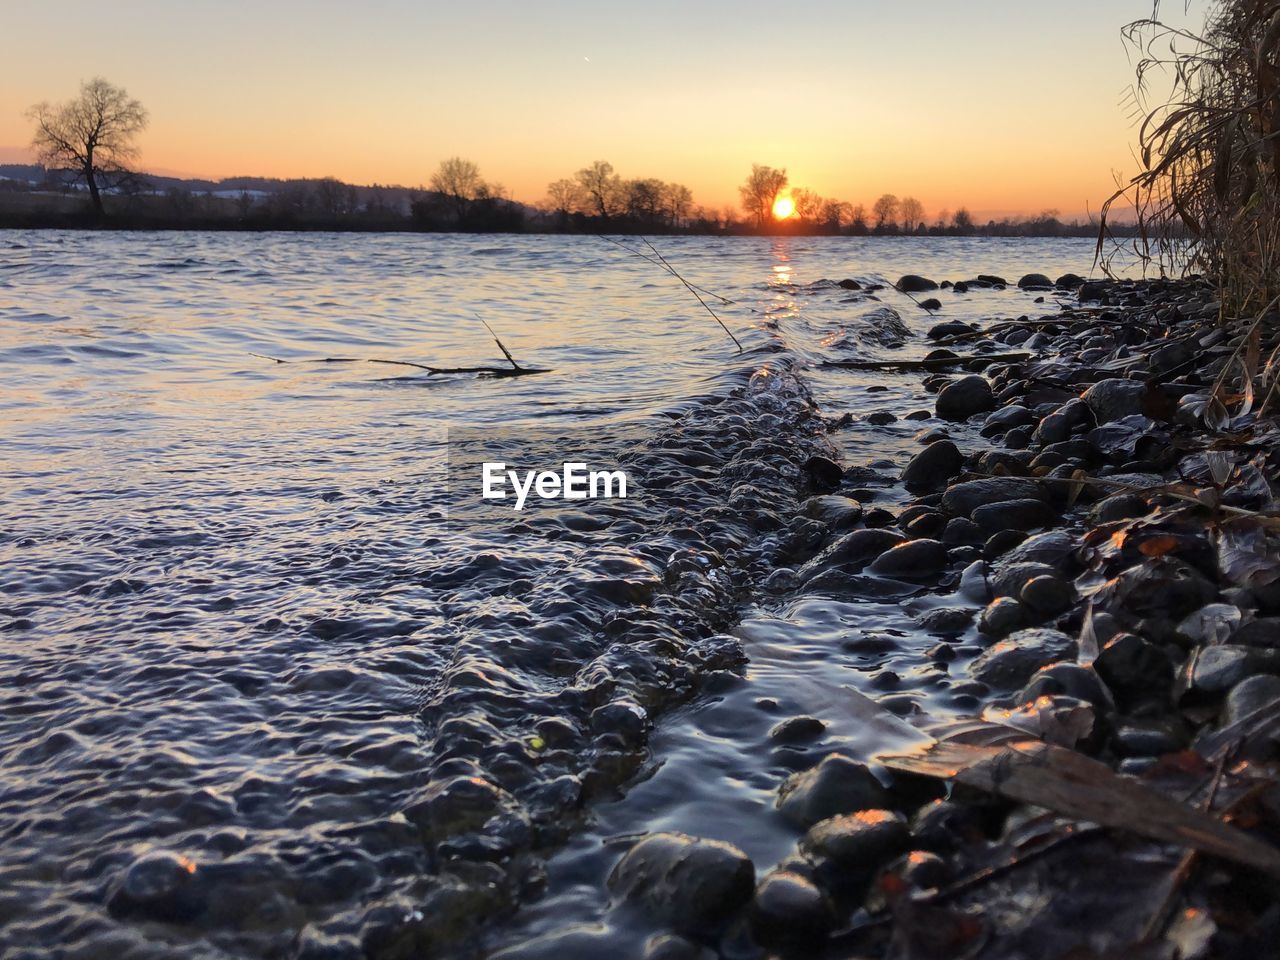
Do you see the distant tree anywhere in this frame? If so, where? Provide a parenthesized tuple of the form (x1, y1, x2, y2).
(315, 176, 356, 217)
(27, 77, 148, 217)
(872, 193, 899, 232)
(952, 207, 975, 233)
(624, 177, 665, 223)
(899, 196, 925, 232)
(575, 160, 624, 220)
(235, 190, 256, 218)
(819, 199, 851, 232)
(545, 178, 582, 215)
(849, 203, 869, 235)
(430, 157, 483, 221)
(661, 182, 693, 228)
(739, 164, 788, 228)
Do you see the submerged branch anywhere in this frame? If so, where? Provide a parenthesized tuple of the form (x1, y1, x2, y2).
(250, 353, 551, 378)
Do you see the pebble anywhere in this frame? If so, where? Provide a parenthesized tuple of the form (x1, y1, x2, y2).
(979, 597, 1032, 637)
(608, 833, 755, 935)
(748, 871, 834, 949)
(969, 628, 1077, 687)
(935, 376, 995, 421)
(777, 754, 891, 828)
(867, 539, 948, 577)
(901, 440, 964, 493)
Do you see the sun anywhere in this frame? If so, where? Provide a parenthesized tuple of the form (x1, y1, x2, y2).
(772, 196, 795, 220)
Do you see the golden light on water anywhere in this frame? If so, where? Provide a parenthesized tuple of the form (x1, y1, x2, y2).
(772, 196, 795, 220)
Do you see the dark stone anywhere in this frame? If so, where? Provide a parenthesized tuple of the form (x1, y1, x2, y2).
(896, 274, 939, 293)
(1020, 662, 1114, 711)
(1056, 273, 1086, 289)
(928, 321, 974, 340)
(799, 809, 910, 872)
(920, 298, 942, 311)
(980, 404, 1036, 437)
(403, 775, 525, 843)
(749, 871, 835, 950)
(1094, 633, 1174, 704)
(868, 539, 948, 577)
(1082, 378, 1146, 423)
(991, 561, 1059, 597)
(801, 495, 864, 531)
(917, 607, 975, 634)
(1222, 674, 1280, 725)
(942, 478, 1046, 517)
(971, 498, 1056, 534)
(936, 376, 995, 421)
(1017, 273, 1054, 289)
(970, 628, 1077, 687)
(976, 274, 1008, 287)
(837, 278, 861, 290)
(1230, 618, 1280, 648)
(769, 716, 827, 744)
(777, 754, 891, 828)
(608, 833, 755, 935)
(798, 528, 907, 581)
(108, 851, 205, 922)
(996, 530, 1076, 571)
(866, 411, 897, 425)
(943, 517, 983, 545)
(1079, 280, 1109, 301)
(1020, 575, 1077, 616)
(979, 597, 1033, 637)
(984, 529, 1028, 559)
(803, 456, 844, 491)
(902, 440, 964, 493)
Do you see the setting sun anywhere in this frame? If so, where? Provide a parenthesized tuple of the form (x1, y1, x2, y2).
(772, 196, 795, 220)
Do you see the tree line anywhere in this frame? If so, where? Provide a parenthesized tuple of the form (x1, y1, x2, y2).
(12, 77, 1119, 238)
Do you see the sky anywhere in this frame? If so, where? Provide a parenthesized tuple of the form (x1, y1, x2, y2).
(0, 0, 1212, 219)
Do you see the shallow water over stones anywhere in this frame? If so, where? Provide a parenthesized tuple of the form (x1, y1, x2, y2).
(0, 232, 1114, 957)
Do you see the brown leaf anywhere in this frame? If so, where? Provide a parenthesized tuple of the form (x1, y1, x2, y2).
(1139, 535, 1182, 557)
(879, 740, 1280, 878)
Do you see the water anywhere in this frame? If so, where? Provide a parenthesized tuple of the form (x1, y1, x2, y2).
(0, 232, 1112, 958)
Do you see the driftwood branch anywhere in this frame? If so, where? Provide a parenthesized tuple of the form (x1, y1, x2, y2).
(250, 353, 550, 377)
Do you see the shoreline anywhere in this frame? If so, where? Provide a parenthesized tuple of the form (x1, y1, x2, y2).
(507, 274, 1280, 959)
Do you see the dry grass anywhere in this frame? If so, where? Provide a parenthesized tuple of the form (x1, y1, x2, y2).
(1099, 1, 1280, 314)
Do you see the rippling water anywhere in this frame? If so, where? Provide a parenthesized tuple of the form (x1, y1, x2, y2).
(0, 231, 1113, 958)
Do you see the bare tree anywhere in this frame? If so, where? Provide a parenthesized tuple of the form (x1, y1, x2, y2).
(872, 193, 900, 232)
(951, 207, 975, 233)
(27, 77, 148, 217)
(739, 164, 789, 228)
(430, 157, 484, 221)
(661, 182, 693, 228)
(574, 160, 623, 220)
(899, 196, 925, 233)
(545, 178, 582, 215)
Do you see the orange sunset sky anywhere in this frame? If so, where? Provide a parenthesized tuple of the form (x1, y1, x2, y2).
(0, 0, 1211, 220)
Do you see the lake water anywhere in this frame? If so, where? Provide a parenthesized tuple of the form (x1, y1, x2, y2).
(0, 232, 1122, 958)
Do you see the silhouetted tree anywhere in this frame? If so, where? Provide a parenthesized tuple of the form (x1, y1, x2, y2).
(899, 196, 925, 232)
(872, 193, 899, 232)
(952, 207, 975, 233)
(661, 182, 693, 228)
(849, 203, 869, 235)
(545, 178, 582, 215)
(431, 157, 484, 221)
(27, 77, 148, 216)
(575, 160, 623, 220)
(625, 177, 665, 223)
(739, 164, 788, 228)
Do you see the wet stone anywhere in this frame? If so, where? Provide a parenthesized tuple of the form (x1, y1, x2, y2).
(777, 754, 891, 829)
(108, 851, 204, 922)
(1230, 618, 1280, 649)
(916, 607, 976, 635)
(943, 516, 983, 545)
(867, 539, 948, 578)
(768, 716, 827, 744)
(970, 628, 1077, 688)
(1020, 575, 1077, 616)
(1020, 662, 1114, 711)
(897, 274, 939, 293)
(1222, 674, 1280, 725)
(971, 498, 1056, 534)
(991, 561, 1060, 598)
(935, 376, 995, 421)
(1082, 378, 1147, 423)
(801, 495, 864, 531)
(799, 810, 910, 876)
(748, 871, 835, 950)
(942, 478, 1046, 518)
(608, 832, 755, 936)
(902, 440, 964, 493)
(979, 597, 1033, 638)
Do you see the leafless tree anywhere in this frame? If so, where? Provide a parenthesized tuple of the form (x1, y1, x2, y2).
(545, 178, 582, 214)
(27, 77, 148, 216)
(430, 156, 483, 220)
(872, 193, 900, 231)
(739, 164, 788, 228)
(574, 160, 623, 220)
(899, 196, 925, 233)
(662, 182, 693, 228)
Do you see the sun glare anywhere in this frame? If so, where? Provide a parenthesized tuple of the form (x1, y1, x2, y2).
(772, 196, 795, 220)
